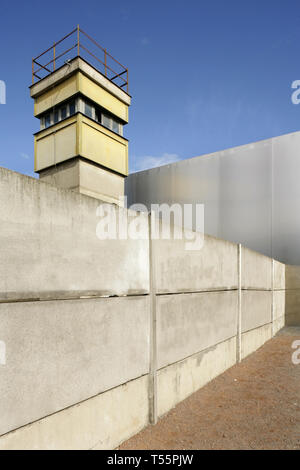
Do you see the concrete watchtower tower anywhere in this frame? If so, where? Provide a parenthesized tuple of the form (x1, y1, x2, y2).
(30, 26, 131, 205)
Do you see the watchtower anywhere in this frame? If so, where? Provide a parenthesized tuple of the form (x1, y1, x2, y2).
(30, 26, 131, 205)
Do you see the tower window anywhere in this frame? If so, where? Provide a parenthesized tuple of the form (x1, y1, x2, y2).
(61, 106, 67, 120)
(85, 102, 93, 119)
(102, 114, 111, 129)
(95, 108, 102, 124)
(40, 98, 78, 130)
(40, 98, 124, 136)
(45, 114, 51, 128)
(82, 99, 123, 136)
(112, 119, 119, 134)
(101, 112, 122, 136)
(69, 100, 75, 116)
(54, 110, 59, 124)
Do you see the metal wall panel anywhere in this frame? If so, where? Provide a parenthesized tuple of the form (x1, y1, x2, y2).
(272, 132, 300, 264)
(126, 130, 300, 265)
(126, 153, 221, 236)
(219, 140, 272, 257)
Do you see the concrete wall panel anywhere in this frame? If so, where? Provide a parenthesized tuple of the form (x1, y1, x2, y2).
(274, 261, 285, 290)
(273, 316, 285, 335)
(0, 296, 150, 436)
(154, 234, 238, 294)
(157, 291, 238, 369)
(0, 168, 149, 301)
(285, 265, 300, 290)
(241, 324, 272, 360)
(241, 291, 272, 333)
(0, 375, 149, 450)
(285, 290, 300, 326)
(157, 337, 236, 417)
(273, 290, 286, 320)
(241, 248, 272, 290)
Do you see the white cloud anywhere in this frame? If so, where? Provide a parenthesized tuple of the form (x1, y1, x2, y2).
(20, 152, 30, 160)
(132, 153, 181, 172)
(141, 37, 150, 46)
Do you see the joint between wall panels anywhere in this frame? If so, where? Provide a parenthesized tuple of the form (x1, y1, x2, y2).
(0, 372, 150, 442)
(237, 244, 242, 363)
(0, 292, 150, 304)
(148, 213, 158, 425)
(271, 259, 275, 337)
(156, 288, 239, 296)
(242, 321, 273, 336)
(241, 288, 273, 292)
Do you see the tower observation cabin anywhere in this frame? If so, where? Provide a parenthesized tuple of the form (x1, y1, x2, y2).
(30, 26, 131, 205)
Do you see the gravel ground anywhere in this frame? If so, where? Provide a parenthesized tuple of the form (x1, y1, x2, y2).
(120, 328, 300, 450)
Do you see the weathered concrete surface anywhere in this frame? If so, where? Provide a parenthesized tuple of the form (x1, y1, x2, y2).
(241, 291, 272, 333)
(284, 266, 300, 326)
(0, 168, 149, 301)
(277, 326, 300, 336)
(39, 159, 80, 190)
(241, 323, 272, 360)
(273, 290, 286, 320)
(0, 166, 291, 449)
(78, 159, 125, 204)
(0, 296, 150, 436)
(241, 247, 272, 290)
(273, 316, 285, 335)
(273, 289, 286, 336)
(274, 260, 285, 290)
(154, 234, 238, 294)
(286, 265, 300, 289)
(157, 337, 236, 417)
(157, 291, 238, 369)
(285, 290, 300, 326)
(39, 158, 126, 205)
(0, 375, 148, 450)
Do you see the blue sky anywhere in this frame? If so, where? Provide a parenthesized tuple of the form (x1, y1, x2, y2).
(0, 0, 300, 176)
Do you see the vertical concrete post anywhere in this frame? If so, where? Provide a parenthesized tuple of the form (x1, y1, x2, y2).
(236, 244, 242, 363)
(148, 212, 158, 425)
(271, 259, 275, 337)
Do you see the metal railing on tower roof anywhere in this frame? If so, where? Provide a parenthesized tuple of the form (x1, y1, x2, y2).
(32, 26, 129, 93)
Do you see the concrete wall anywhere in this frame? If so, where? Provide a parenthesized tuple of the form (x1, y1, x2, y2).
(240, 248, 273, 360)
(273, 260, 286, 334)
(0, 167, 290, 449)
(285, 265, 300, 326)
(0, 297, 150, 437)
(0, 167, 149, 301)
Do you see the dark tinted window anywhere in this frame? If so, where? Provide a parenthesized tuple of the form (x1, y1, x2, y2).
(54, 110, 59, 124)
(95, 108, 102, 123)
(61, 106, 67, 120)
(69, 101, 75, 115)
(85, 102, 93, 118)
(112, 120, 119, 133)
(45, 114, 51, 128)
